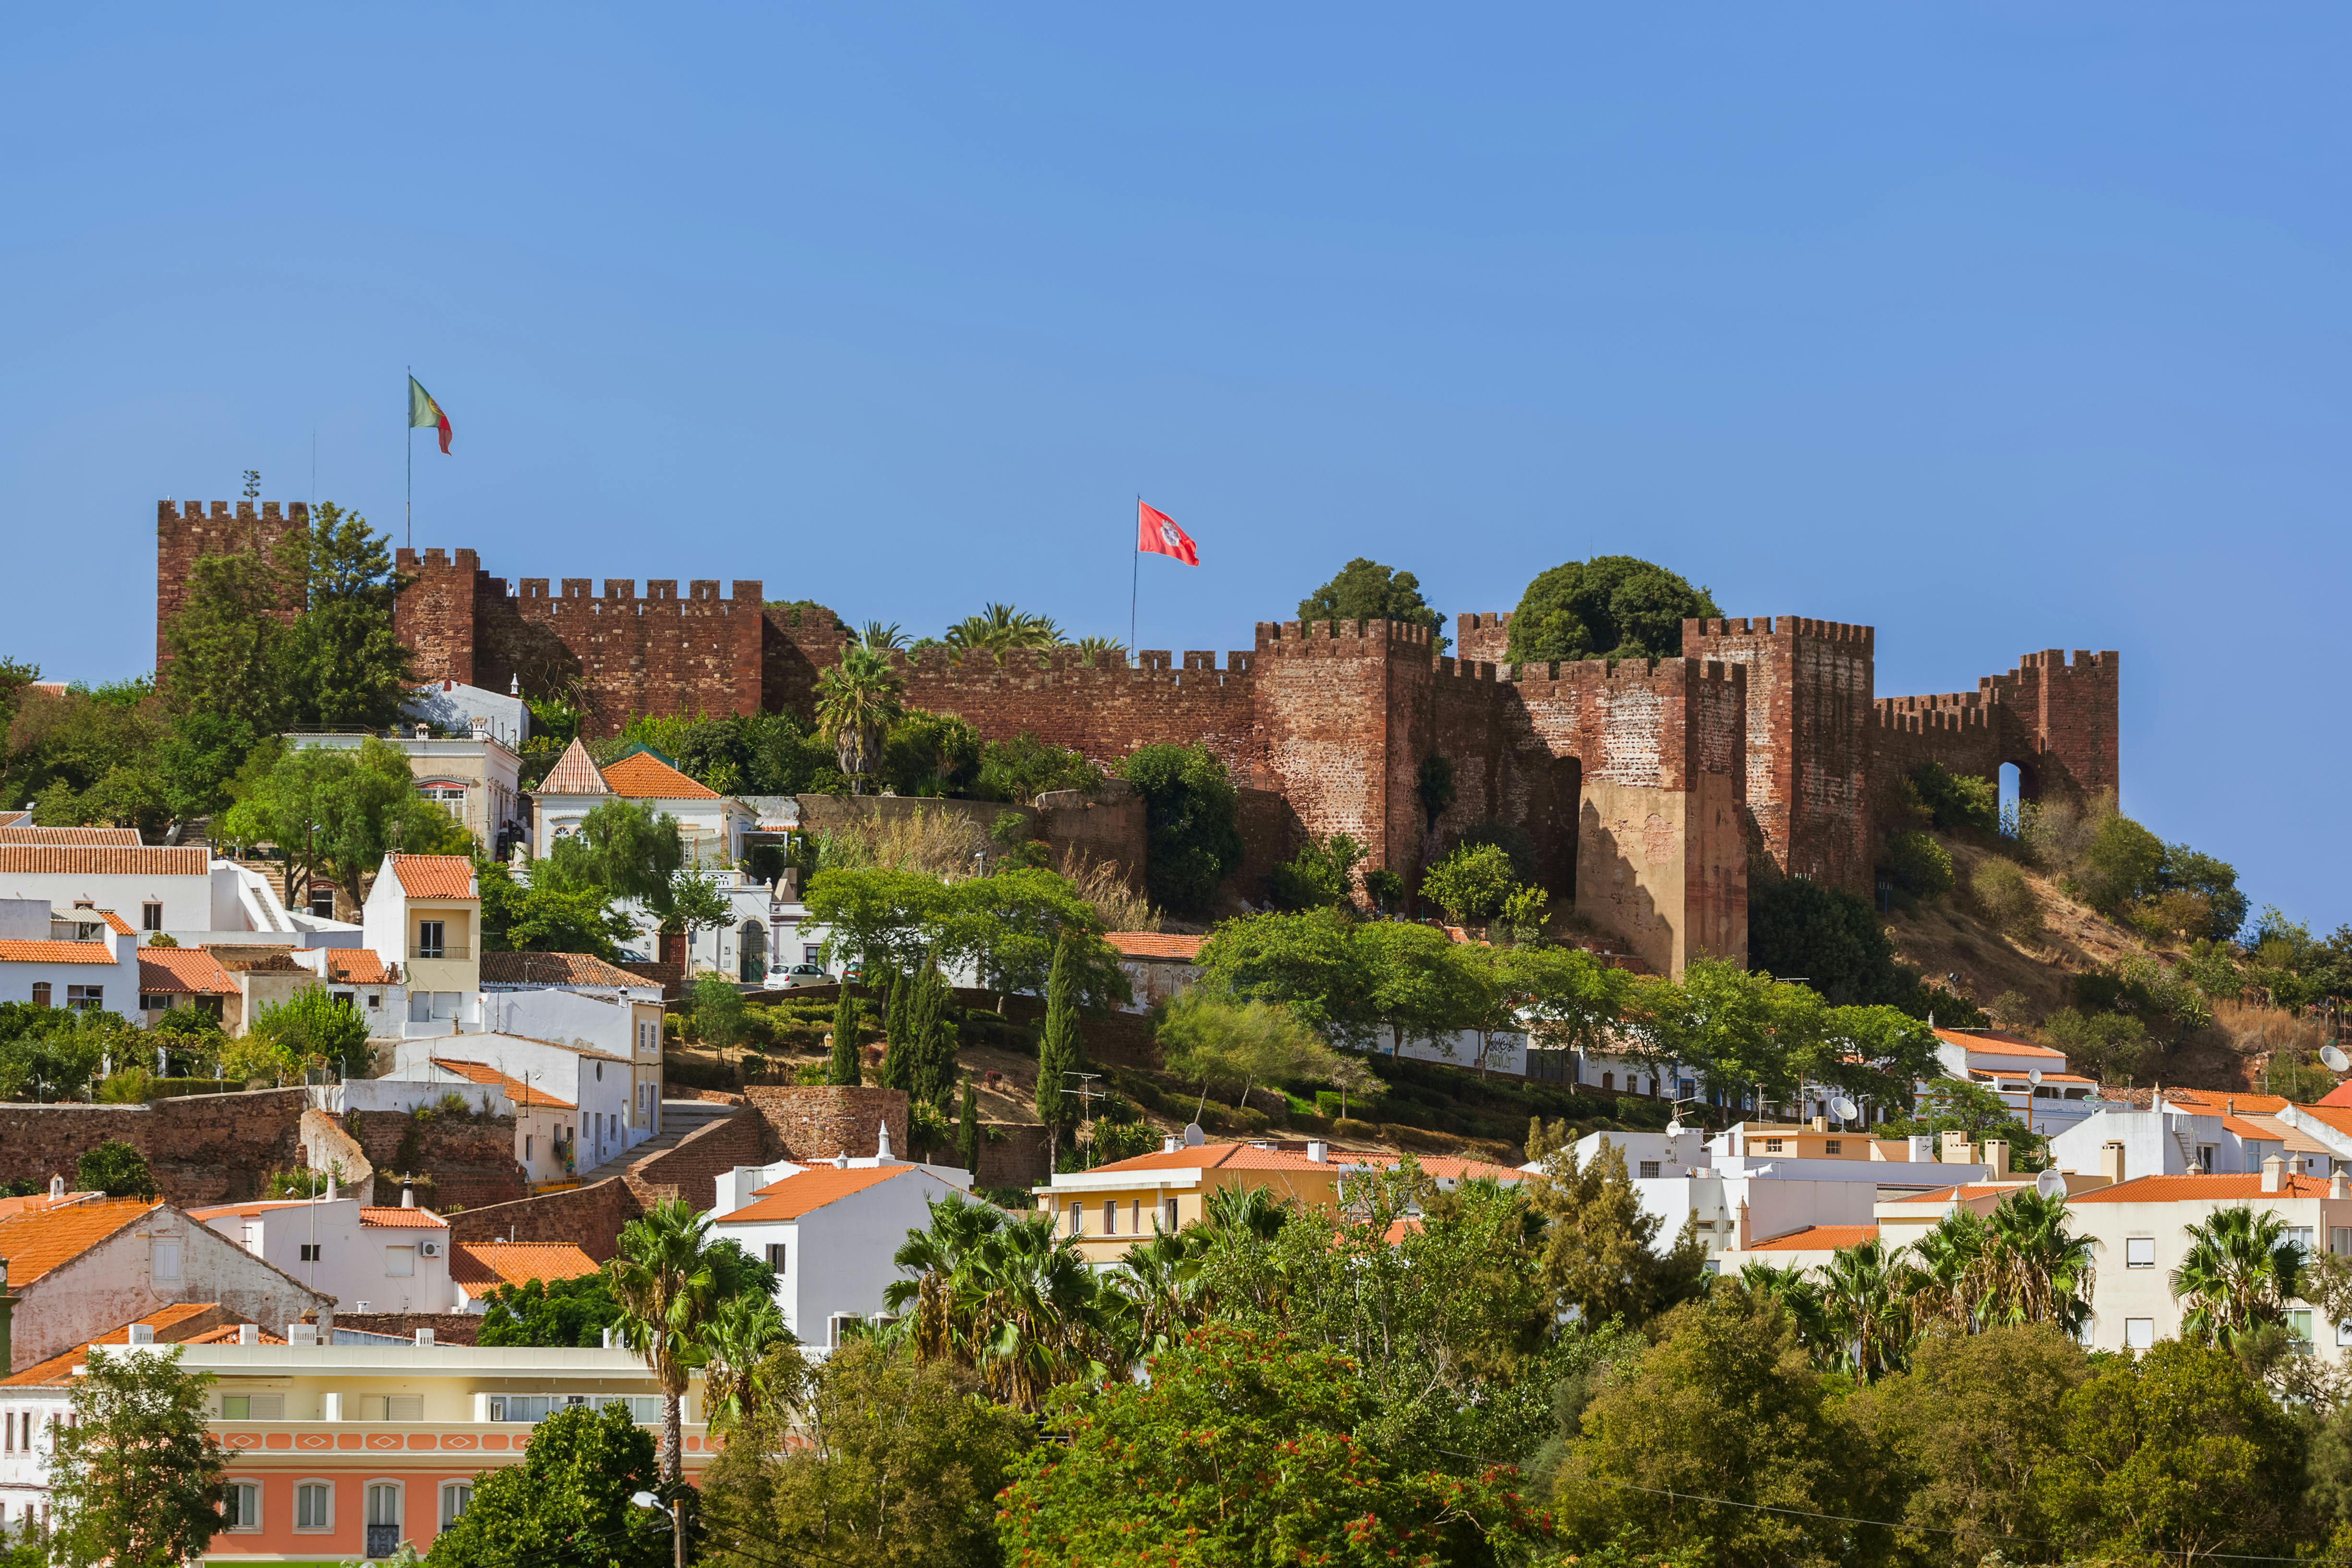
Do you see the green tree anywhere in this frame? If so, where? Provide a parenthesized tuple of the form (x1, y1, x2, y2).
(1113, 743, 1242, 917)
(1747, 873, 1979, 1021)
(1266, 831, 1367, 911)
(75, 1137, 156, 1198)
(1505, 555, 1723, 666)
(945, 867, 1124, 1010)
(423, 1402, 672, 1568)
(694, 973, 747, 1061)
(700, 1337, 1025, 1568)
(697, 1293, 799, 1436)
(943, 602, 1064, 659)
(1522, 1123, 1705, 1329)
(814, 644, 906, 791)
(873, 709, 984, 797)
(1194, 906, 1375, 1046)
(973, 732, 1101, 802)
(1155, 992, 1339, 1110)
(2171, 1205, 2303, 1348)
(804, 866, 952, 973)
(1357, 918, 1477, 1056)
(607, 1195, 740, 1484)
(1296, 557, 1446, 645)
(2036, 1339, 2301, 1564)
(1000, 1323, 1545, 1568)
(954, 1073, 980, 1174)
(1420, 839, 1520, 924)
(221, 737, 470, 909)
(278, 503, 414, 729)
(46, 1347, 224, 1568)
(248, 985, 371, 1078)
(1817, 1238, 1917, 1383)
(476, 1274, 625, 1348)
(828, 986, 862, 1086)
(477, 858, 634, 959)
(159, 537, 298, 734)
(1035, 936, 1082, 1151)
(2077, 809, 2167, 914)
(1907, 762, 2000, 834)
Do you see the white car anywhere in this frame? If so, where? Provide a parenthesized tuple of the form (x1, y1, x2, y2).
(769, 962, 832, 989)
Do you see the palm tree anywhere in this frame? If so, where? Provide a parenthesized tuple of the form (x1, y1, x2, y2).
(813, 644, 904, 792)
(697, 1292, 796, 1435)
(945, 603, 1064, 660)
(2172, 1205, 2304, 1349)
(607, 1196, 732, 1483)
(859, 620, 905, 651)
(1107, 1227, 1211, 1360)
(1982, 1189, 2095, 1334)
(1819, 1238, 1917, 1383)
(1073, 634, 1127, 668)
(1908, 1208, 1992, 1330)
(881, 1191, 1006, 1363)
(1735, 1260, 1831, 1357)
(965, 1210, 1110, 1411)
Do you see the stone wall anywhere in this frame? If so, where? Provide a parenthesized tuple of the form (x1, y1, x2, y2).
(331, 1311, 482, 1345)
(741, 1086, 908, 1164)
(0, 1089, 308, 1203)
(622, 1107, 767, 1210)
(446, 1176, 638, 1261)
(975, 1124, 1051, 1190)
(155, 500, 306, 670)
(345, 1106, 527, 1212)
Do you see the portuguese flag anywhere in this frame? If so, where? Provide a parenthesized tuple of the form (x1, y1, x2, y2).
(409, 375, 452, 454)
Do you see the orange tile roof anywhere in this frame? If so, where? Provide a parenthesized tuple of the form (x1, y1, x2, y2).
(0, 826, 144, 845)
(601, 749, 720, 800)
(0, 1305, 270, 1387)
(2319, 1081, 2352, 1109)
(91, 909, 138, 935)
(1747, 1223, 1880, 1252)
(2159, 1088, 2293, 1115)
(537, 738, 613, 796)
(451, 1241, 601, 1289)
(725, 1165, 915, 1221)
(480, 950, 645, 987)
(0, 811, 24, 827)
(139, 947, 238, 995)
(1933, 1028, 2066, 1059)
(360, 1206, 448, 1229)
(1106, 933, 1206, 960)
(430, 1058, 575, 1109)
(186, 1199, 320, 1220)
(0, 939, 119, 964)
(0, 1191, 96, 1220)
(0, 1198, 157, 1286)
(2291, 1105, 2352, 1138)
(2222, 1116, 2286, 1140)
(0, 845, 207, 876)
(389, 855, 476, 900)
(312, 948, 395, 984)
(2070, 1173, 2339, 1203)
(1080, 1142, 1427, 1176)
(179, 1323, 287, 1346)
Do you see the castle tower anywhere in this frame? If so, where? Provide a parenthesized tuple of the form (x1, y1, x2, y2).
(155, 499, 309, 669)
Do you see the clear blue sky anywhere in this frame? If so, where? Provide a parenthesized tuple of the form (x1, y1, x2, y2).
(4, 8, 2345, 931)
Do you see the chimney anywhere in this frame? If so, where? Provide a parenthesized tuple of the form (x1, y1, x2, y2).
(324, 1173, 338, 1203)
(238, 1324, 258, 1345)
(1906, 1134, 1934, 1163)
(127, 1323, 155, 1346)
(2263, 1154, 2285, 1194)
(1809, 1116, 1828, 1133)
(1306, 1140, 1328, 1164)
(414, 1328, 435, 1347)
(1941, 1130, 1976, 1165)
(2333, 1170, 2349, 1201)
(1162, 1134, 1181, 1154)
(288, 1322, 318, 1346)
(400, 1184, 415, 1208)
(1736, 1199, 1752, 1251)
(1983, 1139, 2011, 1179)
(414, 722, 431, 739)
(876, 1120, 896, 1164)
(48, 1176, 63, 1200)
(2100, 1141, 2126, 1183)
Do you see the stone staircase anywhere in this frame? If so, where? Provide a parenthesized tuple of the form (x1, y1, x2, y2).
(577, 1098, 743, 1184)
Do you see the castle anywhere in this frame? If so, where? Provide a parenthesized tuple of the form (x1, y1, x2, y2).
(157, 500, 2119, 976)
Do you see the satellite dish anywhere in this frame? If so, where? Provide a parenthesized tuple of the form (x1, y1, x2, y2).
(2324, 1045, 2350, 1073)
(2035, 1169, 2067, 1200)
(1181, 1123, 1206, 1146)
(2028, 1069, 2043, 1087)
(1664, 1120, 1683, 1137)
(1830, 1096, 1859, 1122)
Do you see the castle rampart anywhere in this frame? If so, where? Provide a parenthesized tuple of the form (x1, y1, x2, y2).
(155, 498, 308, 669)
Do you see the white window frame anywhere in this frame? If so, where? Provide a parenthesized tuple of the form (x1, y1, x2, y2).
(440, 1481, 472, 1530)
(151, 1239, 183, 1280)
(223, 1478, 262, 1532)
(2124, 1236, 2156, 1269)
(2123, 1317, 2155, 1351)
(295, 1479, 335, 1532)
(385, 1245, 417, 1278)
(366, 1479, 404, 1529)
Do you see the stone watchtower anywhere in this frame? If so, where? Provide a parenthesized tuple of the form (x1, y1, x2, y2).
(154, 499, 309, 669)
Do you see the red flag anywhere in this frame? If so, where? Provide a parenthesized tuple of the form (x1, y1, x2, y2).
(1137, 500, 1198, 565)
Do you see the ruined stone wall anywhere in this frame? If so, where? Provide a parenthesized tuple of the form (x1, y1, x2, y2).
(446, 1176, 638, 1261)
(0, 1089, 308, 1204)
(763, 603, 849, 719)
(155, 500, 307, 670)
(622, 1106, 768, 1212)
(345, 1107, 526, 1212)
(741, 1086, 908, 1164)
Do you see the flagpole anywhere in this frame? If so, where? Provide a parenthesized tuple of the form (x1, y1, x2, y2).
(1129, 495, 1140, 666)
(405, 365, 413, 551)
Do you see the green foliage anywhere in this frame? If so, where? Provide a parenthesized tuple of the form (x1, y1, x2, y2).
(1523, 1125, 1706, 1328)
(694, 974, 747, 1055)
(220, 736, 470, 906)
(1907, 762, 2000, 834)
(1035, 936, 1083, 1139)
(1155, 992, 1341, 1108)
(1879, 1079, 2037, 1155)
(1882, 829, 1954, 899)
(2077, 808, 2167, 914)
(700, 1338, 1026, 1568)
(1114, 742, 1242, 917)
(972, 732, 1101, 802)
(248, 985, 371, 1077)
(1419, 839, 1521, 924)
(2041, 1007, 2149, 1083)
(2171, 1205, 2304, 1348)
(1296, 557, 1447, 645)
(1195, 907, 1374, 1046)
(1002, 1324, 1546, 1567)
(815, 644, 906, 790)
(1746, 875, 1985, 1023)
(422, 1402, 673, 1568)
(874, 709, 983, 797)
(827, 987, 862, 1086)
(1266, 831, 1365, 911)
(476, 857, 633, 960)
(46, 1347, 223, 1568)
(75, 1138, 156, 1198)
(1363, 866, 1405, 913)
(943, 602, 1064, 658)
(278, 503, 416, 730)
(476, 1274, 625, 1348)
(1505, 555, 1723, 666)
(955, 1073, 980, 1173)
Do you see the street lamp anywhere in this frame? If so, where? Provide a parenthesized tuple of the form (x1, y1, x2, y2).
(630, 1490, 686, 1568)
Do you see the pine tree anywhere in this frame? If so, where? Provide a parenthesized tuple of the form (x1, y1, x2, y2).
(956, 1073, 981, 1176)
(1036, 935, 1082, 1154)
(827, 985, 861, 1086)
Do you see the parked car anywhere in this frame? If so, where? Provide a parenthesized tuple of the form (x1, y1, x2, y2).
(771, 963, 832, 989)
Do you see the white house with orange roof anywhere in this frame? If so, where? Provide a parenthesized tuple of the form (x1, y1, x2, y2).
(191, 1189, 459, 1316)
(709, 1134, 971, 1350)
(388, 1031, 636, 1183)
(0, 1192, 331, 1374)
(0, 898, 140, 1018)
(363, 854, 480, 1035)
(1107, 932, 1205, 1013)
(1713, 1153, 2115, 1274)
(1931, 1027, 2101, 1134)
(2048, 1088, 2318, 1182)
(0, 839, 362, 951)
(446, 1241, 600, 1314)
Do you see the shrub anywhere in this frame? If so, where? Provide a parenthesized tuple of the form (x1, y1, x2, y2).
(2077, 810, 2166, 914)
(76, 1139, 155, 1198)
(1884, 830, 1954, 899)
(2043, 1009, 2150, 1085)
(1116, 744, 1242, 917)
(1504, 555, 1722, 665)
(1970, 857, 2042, 941)
(1268, 833, 1365, 912)
(1419, 841, 1519, 924)
(1910, 762, 1999, 834)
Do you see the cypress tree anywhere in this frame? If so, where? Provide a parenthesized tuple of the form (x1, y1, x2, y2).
(903, 956, 941, 1104)
(879, 964, 914, 1093)
(827, 984, 861, 1087)
(955, 1072, 981, 1176)
(1035, 935, 1081, 1154)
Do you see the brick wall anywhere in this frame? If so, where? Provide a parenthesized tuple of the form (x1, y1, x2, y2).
(1454, 611, 1514, 666)
(623, 1107, 767, 1211)
(0, 1089, 308, 1203)
(897, 645, 1264, 781)
(975, 1124, 1050, 1189)
(331, 1312, 482, 1345)
(155, 500, 306, 670)
(346, 1107, 527, 1212)
(742, 1086, 908, 1164)
(446, 1177, 638, 1261)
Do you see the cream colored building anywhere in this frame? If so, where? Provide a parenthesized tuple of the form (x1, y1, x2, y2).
(362, 855, 481, 1034)
(293, 726, 525, 861)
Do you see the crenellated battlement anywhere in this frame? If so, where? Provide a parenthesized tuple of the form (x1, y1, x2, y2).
(1688, 615, 1875, 647)
(157, 497, 313, 668)
(1254, 617, 1436, 651)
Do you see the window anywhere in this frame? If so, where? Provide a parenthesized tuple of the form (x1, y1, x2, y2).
(1763, 1139, 1784, 1153)
(1638, 1161, 1662, 1179)
(1163, 1198, 1179, 1231)
(29, 983, 47, 1008)
(221, 1394, 283, 1420)
(385, 1246, 416, 1277)
(224, 1482, 261, 1531)
(1066, 1203, 1080, 1237)
(310, 885, 336, 918)
(2332, 1228, 2352, 1257)
(488, 1396, 559, 1423)
(66, 985, 103, 1011)
(142, 901, 164, 932)
(2288, 1226, 2316, 1254)
(141, 993, 171, 1011)
(1601, 1072, 1614, 1092)
(417, 920, 446, 959)
(366, 993, 381, 1010)
(372, 1395, 422, 1422)
(1102, 1201, 1118, 1235)
(1824, 1140, 1843, 1155)
(440, 1483, 472, 1530)
(829, 1314, 860, 1346)
(2124, 1318, 2155, 1351)
(2125, 1236, 2156, 1269)
(766, 1243, 787, 1271)
(152, 1239, 182, 1280)
(2289, 1309, 2316, 1347)
(366, 1483, 403, 1557)
(524, 1135, 533, 1161)
(301, 1242, 322, 1262)
(296, 1483, 333, 1532)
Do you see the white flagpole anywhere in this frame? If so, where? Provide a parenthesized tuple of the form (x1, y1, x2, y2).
(1129, 495, 1140, 665)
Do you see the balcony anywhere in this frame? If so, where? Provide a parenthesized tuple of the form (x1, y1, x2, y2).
(409, 944, 472, 961)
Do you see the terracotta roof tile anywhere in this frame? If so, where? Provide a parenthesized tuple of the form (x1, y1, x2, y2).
(186, 1199, 321, 1220)
(0, 1305, 265, 1387)
(0, 845, 207, 876)
(2318, 1081, 2352, 1109)
(139, 947, 239, 996)
(480, 951, 645, 988)
(724, 1165, 914, 1221)
(2160, 1088, 2293, 1115)
(1081, 1142, 1387, 1176)
(389, 855, 477, 900)
(2291, 1105, 2352, 1137)
(1107, 933, 1206, 960)
(0, 1198, 158, 1286)
(1933, 1028, 2066, 1059)
(536, 738, 612, 797)
(179, 1324, 287, 1346)
(430, 1058, 574, 1110)
(311, 948, 395, 984)
(0, 826, 144, 845)
(451, 1241, 601, 1289)
(2070, 1172, 2340, 1202)
(1747, 1223, 1881, 1252)
(0, 940, 119, 964)
(0, 811, 24, 828)
(0, 1191, 97, 1220)
(2222, 1115, 2286, 1140)
(601, 749, 719, 800)
(360, 1206, 449, 1229)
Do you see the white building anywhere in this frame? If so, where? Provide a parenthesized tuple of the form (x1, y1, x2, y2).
(0, 899, 140, 1016)
(390, 1033, 636, 1184)
(363, 855, 481, 1035)
(477, 954, 666, 1140)
(191, 1191, 460, 1315)
(2047, 1089, 2321, 1182)
(1931, 1027, 2100, 1134)
(0, 842, 360, 951)
(403, 679, 532, 752)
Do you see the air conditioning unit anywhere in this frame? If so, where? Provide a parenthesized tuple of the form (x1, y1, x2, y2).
(420, 1242, 441, 1257)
